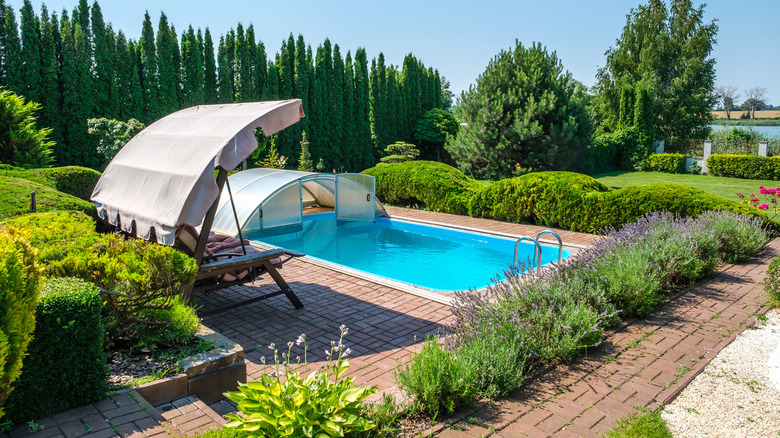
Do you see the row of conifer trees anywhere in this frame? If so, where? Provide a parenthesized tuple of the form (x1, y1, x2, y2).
(0, 0, 449, 171)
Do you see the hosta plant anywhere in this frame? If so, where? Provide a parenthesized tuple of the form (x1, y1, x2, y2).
(224, 325, 377, 437)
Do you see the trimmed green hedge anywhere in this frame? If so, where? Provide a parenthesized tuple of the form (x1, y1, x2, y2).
(0, 176, 95, 219)
(362, 161, 483, 215)
(647, 153, 686, 174)
(5, 278, 107, 423)
(0, 226, 40, 419)
(0, 166, 101, 201)
(469, 172, 774, 233)
(707, 154, 780, 180)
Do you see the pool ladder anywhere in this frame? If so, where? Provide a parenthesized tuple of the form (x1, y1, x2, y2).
(513, 230, 563, 272)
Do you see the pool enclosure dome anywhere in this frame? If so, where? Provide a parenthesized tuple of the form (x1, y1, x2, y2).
(211, 168, 387, 237)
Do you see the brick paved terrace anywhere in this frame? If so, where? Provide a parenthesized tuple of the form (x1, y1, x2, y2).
(1, 207, 776, 437)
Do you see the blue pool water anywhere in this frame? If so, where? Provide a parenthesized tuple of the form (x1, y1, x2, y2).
(246, 213, 571, 292)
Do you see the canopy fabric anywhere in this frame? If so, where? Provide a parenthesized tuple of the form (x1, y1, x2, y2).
(91, 100, 304, 245)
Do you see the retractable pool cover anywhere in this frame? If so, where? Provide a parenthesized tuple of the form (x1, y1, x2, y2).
(90, 100, 304, 245)
(211, 168, 387, 237)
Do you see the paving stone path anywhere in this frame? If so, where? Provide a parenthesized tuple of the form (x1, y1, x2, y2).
(1, 207, 776, 437)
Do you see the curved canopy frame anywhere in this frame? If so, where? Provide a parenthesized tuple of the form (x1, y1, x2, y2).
(91, 100, 304, 245)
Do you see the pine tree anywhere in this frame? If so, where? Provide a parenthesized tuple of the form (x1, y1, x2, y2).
(156, 13, 179, 116)
(91, 1, 118, 118)
(38, 5, 61, 145)
(203, 28, 217, 103)
(19, 0, 41, 103)
(4, 5, 24, 95)
(353, 48, 371, 168)
(139, 11, 158, 122)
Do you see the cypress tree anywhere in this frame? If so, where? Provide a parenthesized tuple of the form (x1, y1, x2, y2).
(255, 40, 267, 101)
(170, 24, 182, 105)
(278, 34, 294, 99)
(91, 2, 118, 118)
(139, 11, 158, 122)
(293, 35, 309, 144)
(312, 43, 330, 167)
(331, 44, 344, 169)
(38, 6, 61, 145)
(59, 17, 94, 166)
(386, 67, 400, 144)
(0, 0, 7, 87)
(633, 83, 654, 158)
(618, 83, 635, 128)
(128, 40, 143, 120)
(265, 61, 279, 100)
(244, 25, 258, 100)
(217, 35, 233, 103)
(203, 28, 217, 103)
(4, 5, 24, 95)
(305, 45, 316, 161)
(156, 13, 179, 115)
(74, 0, 89, 44)
(369, 57, 380, 152)
(181, 26, 204, 106)
(342, 51, 356, 171)
(115, 31, 133, 118)
(353, 48, 371, 168)
(434, 70, 443, 108)
(19, 0, 41, 103)
(233, 24, 250, 102)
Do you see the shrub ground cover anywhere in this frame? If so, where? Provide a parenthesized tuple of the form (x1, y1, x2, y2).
(395, 211, 772, 414)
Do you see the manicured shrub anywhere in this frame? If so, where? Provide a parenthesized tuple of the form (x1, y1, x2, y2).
(0, 166, 101, 201)
(3, 212, 199, 348)
(468, 172, 776, 234)
(697, 210, 771, 263)
(707, 154, 780, 180)
(647, 153, 686, 173)
(0, 176, 95, 219)
(5, 278, 107, 424)
(363, 161, 483, 215)
(0, 227, 39, 419)
(128, 297, 199, 349)
(767, 258, 780, 307)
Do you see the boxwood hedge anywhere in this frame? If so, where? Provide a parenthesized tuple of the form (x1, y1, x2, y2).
(647, 153, 686, 174)
(707, 154, 780, 180)
(364, 161, 777, 234)
(362, 161, 483, 215)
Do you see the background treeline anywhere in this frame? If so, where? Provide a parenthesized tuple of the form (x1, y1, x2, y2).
(0, 0, 450, 171)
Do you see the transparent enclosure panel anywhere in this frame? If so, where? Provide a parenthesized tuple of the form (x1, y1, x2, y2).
(335, 174, 375, 222)
(261, 182, 302, 229)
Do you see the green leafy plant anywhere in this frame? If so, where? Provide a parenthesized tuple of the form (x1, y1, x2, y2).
(258, 136, 287, 169)
(87, 117, 145, 164)
(766, 258, 780, 307)
(224, 326, 377, 437)
(737, 185, 779, 221)
(0, 226, 40, 419)
(647, 153, 686, 174)
(708, 154, 780, 180)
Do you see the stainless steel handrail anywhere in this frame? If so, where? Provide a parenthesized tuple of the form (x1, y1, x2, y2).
(537, 230, 563, 263)
(514, 236, 542, 272)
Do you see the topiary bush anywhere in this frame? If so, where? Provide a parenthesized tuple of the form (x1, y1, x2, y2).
(468, 172, 777, 233)
(0, 175, 95, 219)
(0, 226, 40, 419)
(362, 161, 483, 215)
(707, 154, 780, 180)
(647, 153, 686, 174)
(4, 277, 107, 424)
(3, 212, 199, 348)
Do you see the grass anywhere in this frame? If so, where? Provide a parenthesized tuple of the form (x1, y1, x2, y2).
(605, 407, 673, 438)
(593, 171, 778, 202)
(0, 175, 95, 219)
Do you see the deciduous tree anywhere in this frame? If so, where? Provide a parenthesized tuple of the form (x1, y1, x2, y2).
(715, 85, 739, 119)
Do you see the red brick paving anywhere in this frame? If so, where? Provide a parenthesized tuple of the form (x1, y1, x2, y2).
(1, 208, 776, 437)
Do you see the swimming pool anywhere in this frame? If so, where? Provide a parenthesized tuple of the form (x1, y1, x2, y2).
(246, 213, 571, 292)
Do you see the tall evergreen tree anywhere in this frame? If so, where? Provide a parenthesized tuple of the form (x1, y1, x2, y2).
(59, 17, 94, 166)
(181, 26, 204, 106)
(4, 5, 23, 95)
(115, 31, 135, 119)
(128, 40, 144, 119)
(385, 66, 400, 146)
(255, 40, 267, 101)
(155, 13, 179, 115)
(38, 6, 61, 145)
(233, 23, 251, 102)
(342, 51, 356, 171)
(0, 0, 7, 86)
(265, 61, 279, 100)
(331, 44, 344, 168)
(217, 35, 233, 103)
(19, 0, 41, 103)
(91, 2, 118, 118)
(353, 48, 371, 168)
(139, 11, 158, 122)
(202, 28, 217, 103)
(244, 25, 258, 100)
(292, 35, 309, 143)
(74, 0, 89, 44)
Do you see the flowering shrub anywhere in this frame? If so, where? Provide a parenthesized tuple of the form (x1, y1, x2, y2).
(224, 326, 376, 437)
(738, 186, 779, 220)
(697, 210, 771, 263)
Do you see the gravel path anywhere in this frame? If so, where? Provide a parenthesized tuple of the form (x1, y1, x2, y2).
(663, 309, 780, 437)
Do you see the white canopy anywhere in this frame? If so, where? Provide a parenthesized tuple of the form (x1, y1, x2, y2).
(91, 100, 304, 245)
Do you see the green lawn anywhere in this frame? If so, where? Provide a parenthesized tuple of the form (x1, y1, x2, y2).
(593, 171, 779, 202)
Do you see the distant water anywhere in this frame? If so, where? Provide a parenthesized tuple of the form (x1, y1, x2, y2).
(709, 125, 780, 138)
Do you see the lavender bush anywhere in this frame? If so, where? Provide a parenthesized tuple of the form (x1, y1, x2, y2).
(697, 210, 771, 263)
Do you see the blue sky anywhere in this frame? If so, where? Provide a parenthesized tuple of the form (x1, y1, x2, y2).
(7, 0, 780, 106)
